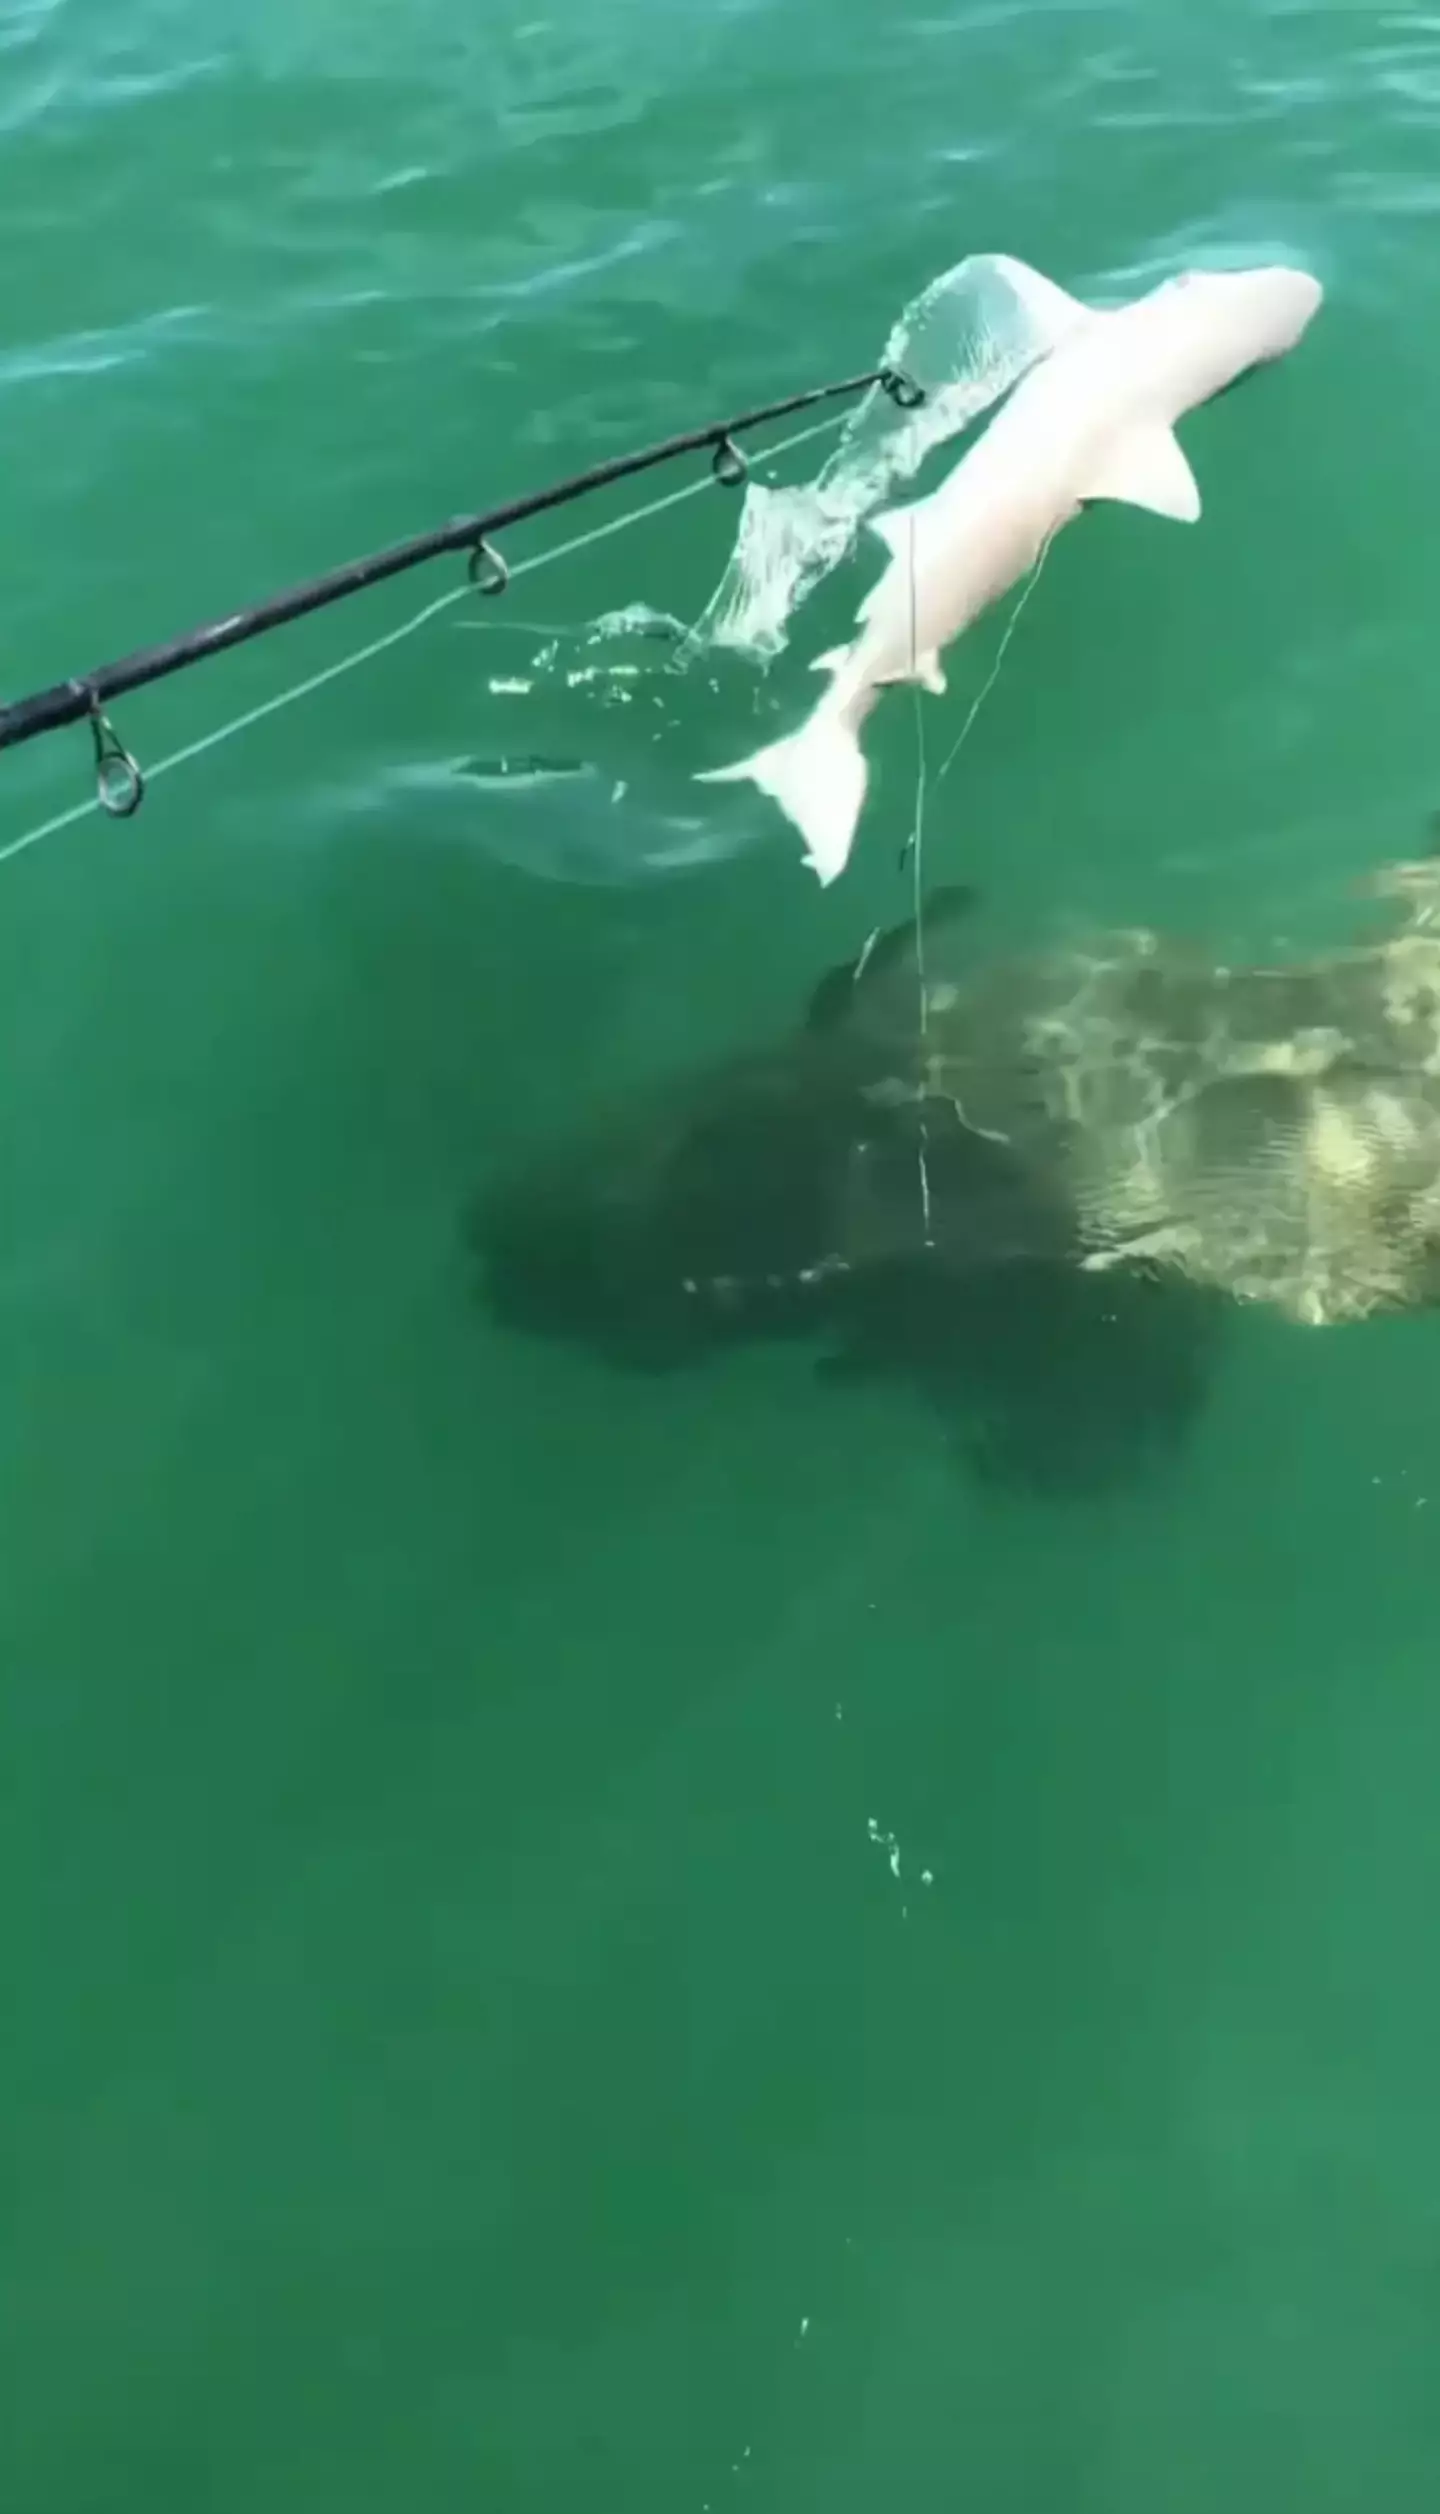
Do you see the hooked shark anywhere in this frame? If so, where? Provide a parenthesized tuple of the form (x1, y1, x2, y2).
(695, 257, 1324, 884)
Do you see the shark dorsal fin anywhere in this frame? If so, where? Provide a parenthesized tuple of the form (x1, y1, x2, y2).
(986, 255, 1096, 353)
(1081, 423, 1202, 522)
(804, 886, 981, 1033)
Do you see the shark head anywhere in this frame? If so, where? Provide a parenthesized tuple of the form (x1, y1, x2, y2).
(1154, 262, 1324, 361)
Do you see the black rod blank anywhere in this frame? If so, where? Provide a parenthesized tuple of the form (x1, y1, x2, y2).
(0, 366, 923, 763)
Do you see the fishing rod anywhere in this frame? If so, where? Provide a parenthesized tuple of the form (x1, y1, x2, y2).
(0, 364, 923, 818)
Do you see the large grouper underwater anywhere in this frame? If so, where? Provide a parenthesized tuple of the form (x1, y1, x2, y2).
(473, 845, 1440, 1496)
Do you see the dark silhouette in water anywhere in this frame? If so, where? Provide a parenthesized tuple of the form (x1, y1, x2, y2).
(476, 849, 1440, 1487)
(472, 886, 1225, 1496)
(820, 1260, 1221, 1497)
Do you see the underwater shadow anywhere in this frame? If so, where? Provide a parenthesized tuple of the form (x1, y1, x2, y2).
(468, 1025, 1224, 1502)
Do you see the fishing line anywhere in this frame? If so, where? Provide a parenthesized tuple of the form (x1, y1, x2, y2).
(1, 368, 920, 764)
(899, 527, 1053, 1207)
(0, 406, 849, 877)
(933, 530, 1054, 795)
(903, 510, 935, 1249)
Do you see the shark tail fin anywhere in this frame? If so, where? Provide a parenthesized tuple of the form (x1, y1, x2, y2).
(696, 707, 869, 885)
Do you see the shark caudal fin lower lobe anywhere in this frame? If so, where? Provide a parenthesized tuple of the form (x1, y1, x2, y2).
(696, 705, 869, 884)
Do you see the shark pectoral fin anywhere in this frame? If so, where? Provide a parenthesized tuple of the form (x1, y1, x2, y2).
(1080, 424, 1202, 522)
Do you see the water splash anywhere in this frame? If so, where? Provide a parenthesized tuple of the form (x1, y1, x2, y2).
(685, 252, 1075, 661)
(369, 601, 770, 885)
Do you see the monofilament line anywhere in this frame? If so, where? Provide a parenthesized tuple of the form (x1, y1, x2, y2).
(0, 406, 849, 877)
(904, 508, 934, 1249)
(933, 530, 1054, 793)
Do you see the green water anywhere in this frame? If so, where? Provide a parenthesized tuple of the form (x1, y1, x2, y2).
(7, 2, 1440, 2505)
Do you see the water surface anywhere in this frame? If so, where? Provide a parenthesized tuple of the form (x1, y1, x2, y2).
(5, 3, 1440, 2506)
